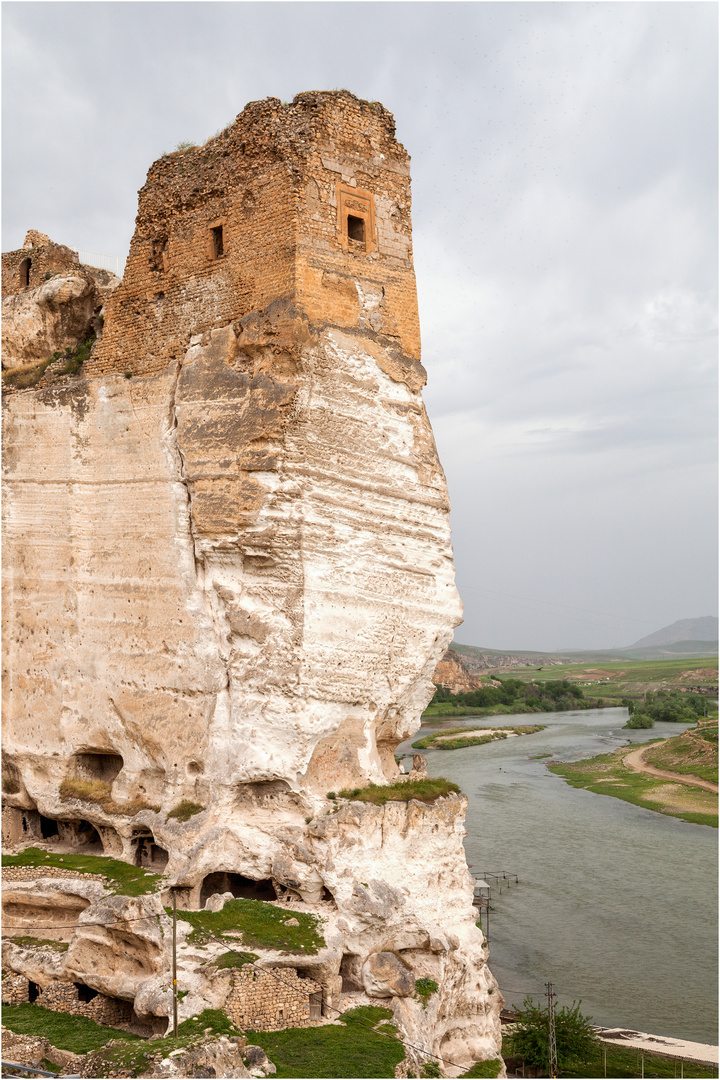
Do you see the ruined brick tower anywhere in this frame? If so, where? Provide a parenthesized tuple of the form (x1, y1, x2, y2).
(91, 91, 420, 377)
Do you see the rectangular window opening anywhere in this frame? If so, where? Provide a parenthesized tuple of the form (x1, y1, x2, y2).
(347, 215, 365, 244)
(211, 225, 224, 259)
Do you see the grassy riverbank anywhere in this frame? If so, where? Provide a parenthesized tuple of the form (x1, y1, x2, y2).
(643, 720, 718, 783)
(412, 725, 545, 750)
(548, 728, 718, 828)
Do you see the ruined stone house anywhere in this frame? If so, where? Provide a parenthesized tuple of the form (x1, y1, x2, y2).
(1, 229, 80, 296)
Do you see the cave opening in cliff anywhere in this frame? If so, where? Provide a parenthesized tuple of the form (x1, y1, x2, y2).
(74, 982, 99, 1003)
(339, 953, 363, 993)
(132, 832, 169, 870)
(57, 819, 103, 852)
(28, 981, 40, 1003)
(39, 815, 59, 839)
(131, 1007, 168, 1037)
(199, 871, 276, 907)
(321, 886, 334, 904)
(73, 750, 124, 783)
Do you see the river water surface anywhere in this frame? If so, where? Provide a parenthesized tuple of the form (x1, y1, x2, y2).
(398, 708, 718, 1044)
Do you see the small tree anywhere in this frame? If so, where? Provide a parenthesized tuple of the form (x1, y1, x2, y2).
(510, 996, 598, 1072)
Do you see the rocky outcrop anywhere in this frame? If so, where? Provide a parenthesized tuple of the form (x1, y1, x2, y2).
(2, 91, 503, 1074)
(2, 262, 118, 369)
(147, 1037, 259, 1079)
(432, 649, 487, 693)
(362, 952, 416, 997)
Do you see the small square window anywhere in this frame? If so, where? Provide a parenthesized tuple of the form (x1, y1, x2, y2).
(211, 225, 224, 259)
(347, 215, 365, 244)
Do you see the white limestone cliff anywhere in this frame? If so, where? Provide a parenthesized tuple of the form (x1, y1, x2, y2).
(2, 89, 504, 1075)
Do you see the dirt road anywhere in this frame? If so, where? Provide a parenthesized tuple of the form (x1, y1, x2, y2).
(623, 744, 719, 794)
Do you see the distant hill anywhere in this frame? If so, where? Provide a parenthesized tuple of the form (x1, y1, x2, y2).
(628, 617, 718, 650)
(452, 628, 718, 670)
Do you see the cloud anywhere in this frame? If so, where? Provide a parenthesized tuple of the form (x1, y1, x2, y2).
(3, 1, 716, 649)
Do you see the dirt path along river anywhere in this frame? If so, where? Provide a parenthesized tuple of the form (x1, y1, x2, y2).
(622, 743, 719, 793)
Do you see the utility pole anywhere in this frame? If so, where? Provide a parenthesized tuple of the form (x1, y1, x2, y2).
(172, 890, 178, 1038)
(546, 982, 558, 1079)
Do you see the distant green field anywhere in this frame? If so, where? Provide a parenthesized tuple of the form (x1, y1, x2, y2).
(478, 657, 718, 705)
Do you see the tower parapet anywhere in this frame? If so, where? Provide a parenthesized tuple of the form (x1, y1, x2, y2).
(90, 91, 419, 378)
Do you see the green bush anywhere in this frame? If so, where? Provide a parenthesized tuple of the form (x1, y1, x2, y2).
(415, 977, 439, 1006)
(461, 1060, 504, 1078)
(626, 690, 707, 727)
(507, 996, 598, 1071)
(625, 712, 654, 728)
(420, 1062, 442, 1077)
(336, 777, 460, 805)
(166, 799, 205, 822)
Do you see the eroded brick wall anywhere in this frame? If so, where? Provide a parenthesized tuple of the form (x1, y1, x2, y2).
(2, 242, 79, 298)
(225, 966, 322, 1031)
(89, 90, 421, 379)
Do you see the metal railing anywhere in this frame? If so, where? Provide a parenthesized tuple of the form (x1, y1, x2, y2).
(70, 248, 125, 276)
(2, 1062, 79, 1078)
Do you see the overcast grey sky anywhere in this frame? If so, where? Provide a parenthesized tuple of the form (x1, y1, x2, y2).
(3, 2, 717, 651)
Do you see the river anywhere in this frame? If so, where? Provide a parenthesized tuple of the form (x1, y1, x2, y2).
(397, 707, 718, 1044)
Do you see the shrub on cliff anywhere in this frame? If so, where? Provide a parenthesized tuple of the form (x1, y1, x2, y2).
(337, 777, 460, 805)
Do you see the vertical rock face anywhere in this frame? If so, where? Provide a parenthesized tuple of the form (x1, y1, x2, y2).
(2, 92, 503, 1071)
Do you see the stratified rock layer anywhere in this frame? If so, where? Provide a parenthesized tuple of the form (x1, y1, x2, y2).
(2, 91, 503, 1072)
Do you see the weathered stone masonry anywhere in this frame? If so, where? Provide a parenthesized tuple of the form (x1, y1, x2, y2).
(1, 230, 79, 297)
(225, 966, 323, 1031)
(90, 91, 421, 378)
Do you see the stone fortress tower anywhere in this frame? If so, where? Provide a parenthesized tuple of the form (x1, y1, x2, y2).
(2, 92, 503, 1072)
